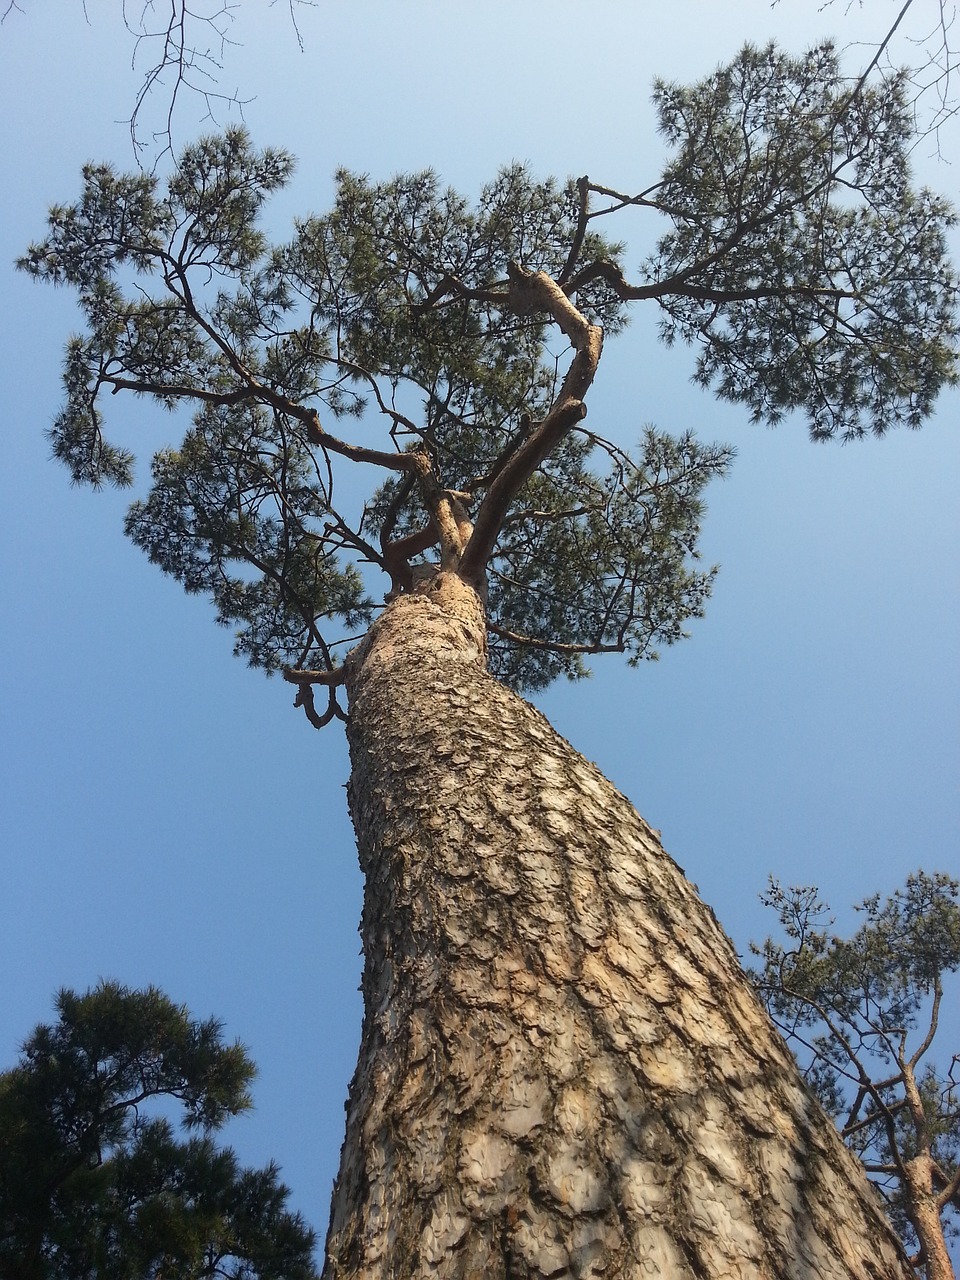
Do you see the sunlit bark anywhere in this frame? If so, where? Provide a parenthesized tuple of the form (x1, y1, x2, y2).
(325, 572, 912, 1279)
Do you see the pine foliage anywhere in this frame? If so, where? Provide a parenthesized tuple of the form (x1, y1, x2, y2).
(0, 983, 318, 1280)
(750, 872, 960, 1258)
(20, 45, 958, 698)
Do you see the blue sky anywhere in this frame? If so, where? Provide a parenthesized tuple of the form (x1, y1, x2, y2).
(1, 0, 957, 1252)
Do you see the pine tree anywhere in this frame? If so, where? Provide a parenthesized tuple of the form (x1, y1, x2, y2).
(21, 43, 958, 1278)
(750, 872, 960, 1280)
(0, 983, 317, 1280)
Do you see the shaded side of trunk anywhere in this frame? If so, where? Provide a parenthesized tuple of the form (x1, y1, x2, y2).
(904, 1153, 954, 1280)
(325, 574, 912, 1280)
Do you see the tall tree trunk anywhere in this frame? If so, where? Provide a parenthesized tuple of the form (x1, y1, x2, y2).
(325, 573, 912, 1279)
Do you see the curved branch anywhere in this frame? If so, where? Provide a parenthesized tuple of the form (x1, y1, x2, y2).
(283, 663, 348, 729)
(293, 681, 347, 730)
(908, 977, 943, 1070)
(458, 266, 603, 584)
(99, 367, 411, 473)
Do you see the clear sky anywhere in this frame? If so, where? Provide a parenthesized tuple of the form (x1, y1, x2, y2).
(1, 0, 957, 1255)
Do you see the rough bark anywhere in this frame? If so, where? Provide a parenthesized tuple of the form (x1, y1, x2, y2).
(326, 572, 914, 1279)
(904, 1152, 954, 1280)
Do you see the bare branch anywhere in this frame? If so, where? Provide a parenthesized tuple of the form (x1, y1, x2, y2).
(557, 176, 591, 286)
(852, 0, 915, 96)
(4, 2, 316, 162)
(814, 0, 960, 151)
(487, 620, 626, 658)
(770, 976, 908, 1183)
(908, 978, 944, 1070)
(122, 0, 249, 163)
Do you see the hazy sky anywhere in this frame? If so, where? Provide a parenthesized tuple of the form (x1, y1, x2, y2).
(1, 0, 957, 1254)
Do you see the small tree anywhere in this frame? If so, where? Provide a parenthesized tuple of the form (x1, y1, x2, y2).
(750, 872, 960, 1280)
(0, 982, 318, 1280)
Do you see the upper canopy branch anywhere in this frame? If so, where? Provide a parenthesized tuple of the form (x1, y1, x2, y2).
(458, 264, 603, 584)
(557, 176, 591, 285)
(151, 247, 416, 474)
(567, 172, 858, 309)
(22, 49, 957, 703)
(564, 258, 853, 306)
(584, 179, 678, 220)
(487, 619, 627, 658)
(415, 273, 508, 312)
(98, 363, 412, 474)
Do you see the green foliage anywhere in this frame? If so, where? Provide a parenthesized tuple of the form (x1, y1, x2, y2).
(648, 43, 958, 439)
(0, 983, 317, 1280)
(19, 43, 958, 698)
(123, 402, 375, 673)
(749, 872, 960, 1254)
(485, 428, 732, 688)
(19, 133, 294, 490)
(295, 164, 625, 415)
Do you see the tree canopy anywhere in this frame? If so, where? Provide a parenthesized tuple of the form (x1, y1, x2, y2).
(18, 42, 958, 719)
(750, 872, 960, 1272)
(0, 983, 318, 1280)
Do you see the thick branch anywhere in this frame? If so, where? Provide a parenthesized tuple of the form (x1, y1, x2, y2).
(385, 523, 438, 564)
(292, 681, 347, 730)
(408, 452, 472, 573)
(458, 266, 603, 583)
(283, 664, 347, 728)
